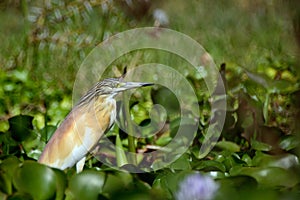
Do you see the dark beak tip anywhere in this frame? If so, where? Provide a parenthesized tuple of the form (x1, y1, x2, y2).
(143, 83, 155, 87)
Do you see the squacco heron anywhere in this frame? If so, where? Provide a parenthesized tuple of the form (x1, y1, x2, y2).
(38, 78, 153, 173)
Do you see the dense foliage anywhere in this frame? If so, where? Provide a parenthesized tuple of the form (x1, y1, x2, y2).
(1, 0, 300, 199)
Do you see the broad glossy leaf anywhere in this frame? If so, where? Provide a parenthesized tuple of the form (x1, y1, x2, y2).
(215, 141, 240, 152)
(218, 175, 257, 190)
(152, 170, 183, 197)
(252, 152, 299, 169)
(241, 154, 252, 166)
(0, 156, 20, 194)
(280, 135, 300, 151)
(68, 170, 105, 200)
(0, 131, 19, 155)
(206, 171, 227, 179)
(194, 160, 226, 172)
(230, 166, 298, 188)
(251, 139, 272, 151)
(155, 136, 172, 146)
(221, 152, 246, 170)
(113, 171, 133, 187)
(40, 125, 56, 143)
(52, 169, 67, 200)
(6, 192, 33, 200)
(102, 173, 126, 195)
(169, 154, 191, 170)
(152, 175, 173, 199)
(8, 115, 34, 142)
(13, 161, 57, 200)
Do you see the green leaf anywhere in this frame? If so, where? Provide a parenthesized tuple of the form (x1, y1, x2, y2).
(241, 154, 252, 166)
(215, 141, 240, 152)
(13, 161, 57, 200)
(230, 166, 299, 188)
(52, 169, 67, 200)
(68, 170, 105, 200)
(280, 135, 300, 151)
(251, 139, 272, 151)
(169, 154, 191, 170)
(6, 192, 33, 200)
(155, 136, 172, 146)
(8, 115, 34, 142)
(252, 152, 299, 169)
(152, 175, 172, 199)
(218, 175, 257, 190)
(115, 134, 128, 167)
(40, 125, 56, 143)
(102, 173, 126, 195)
(0, 156, 21, 194)
(194, 160, 226, 172)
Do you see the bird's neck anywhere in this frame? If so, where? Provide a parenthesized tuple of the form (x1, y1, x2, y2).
(93, 95, 117, 128)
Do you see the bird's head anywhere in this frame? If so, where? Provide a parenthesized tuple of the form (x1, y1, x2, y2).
(96, 78, 153, 96)
(77, 78, 153, 107)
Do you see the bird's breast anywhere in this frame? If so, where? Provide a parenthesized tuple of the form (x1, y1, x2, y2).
(92, 95, 117, 134)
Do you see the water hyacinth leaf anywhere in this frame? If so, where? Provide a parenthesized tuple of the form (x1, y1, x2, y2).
(40, 125, 57, 143)
(152, 175, 173, 199)
(52, 169, 67, 200)
(110, 191, 152, 200)
(169, 154, 191, 170)
(113, 171, 133, 187)
(130, 178, 151, 193)
(102, 173, 126, 195)
(280, 135, 300, 151)
(68, 170, 105, 200)
(230, 166, 298, 188)
(194, 160, 226, 172)
(217, 175, 257, 190)
(13, 161, 57, 200)
(8, 115, 34, 142)
(252, 152, 299, 169)
(155, 136, 172, 146)
(222, 153, 246, 171)
(207, 171, 227, 179)
(0, 173, 10, 195)
(0, 156, 20, 194)
(241, 154, 252, 166)
(215, 141, 240, 152)
(152, 171, 183, 196)
(0, 132, 16, 155)
(6, 192, 33, 200)
(251, 139, 272, 151)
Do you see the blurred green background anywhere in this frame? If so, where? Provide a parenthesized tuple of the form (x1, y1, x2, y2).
(1, 0, 300, 199)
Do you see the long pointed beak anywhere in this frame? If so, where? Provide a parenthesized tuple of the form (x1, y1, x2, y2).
(117, 82, 154, 92)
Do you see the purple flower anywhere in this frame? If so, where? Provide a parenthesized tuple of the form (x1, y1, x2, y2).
(175, 173, 219, 200)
